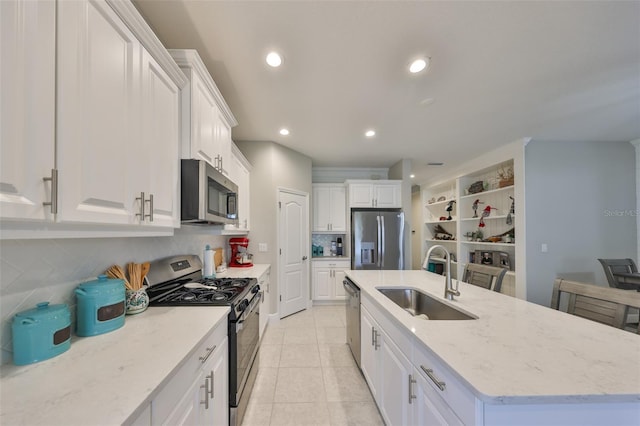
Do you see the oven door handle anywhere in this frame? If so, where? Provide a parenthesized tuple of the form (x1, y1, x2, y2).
(236, 294, 260, 331)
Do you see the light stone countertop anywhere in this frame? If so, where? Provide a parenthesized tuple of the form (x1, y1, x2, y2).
(0, 305, 230, 426)
(216, 263, 270, 279)
(345, 269, 640, 404)
(311, 256, 351, 262)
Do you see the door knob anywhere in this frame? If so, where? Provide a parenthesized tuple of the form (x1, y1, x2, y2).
(302, 256, 308, 261)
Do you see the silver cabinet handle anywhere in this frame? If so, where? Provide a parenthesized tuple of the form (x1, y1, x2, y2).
(420, 365, 446, 391)
(199, 345, 216, 364)
(135, 192, 145, 220)
(145, 193, 154, 222)
(371, 326, 376, 347)
(42, 169, 58, 214)
(374, 329, 380, 350)
(207, 370, 214, 399)
(409, 374, 417, 404)
(200, 381, 209, 409)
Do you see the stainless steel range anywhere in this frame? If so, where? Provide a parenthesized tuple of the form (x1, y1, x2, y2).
(146, 255, 260, 426)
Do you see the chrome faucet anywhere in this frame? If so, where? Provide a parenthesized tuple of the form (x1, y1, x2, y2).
(424, 245, 460, 301)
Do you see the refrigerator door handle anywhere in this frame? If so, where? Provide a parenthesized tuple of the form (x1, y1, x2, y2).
(376, 215, 381, 268)
(380, 215, 385, 268)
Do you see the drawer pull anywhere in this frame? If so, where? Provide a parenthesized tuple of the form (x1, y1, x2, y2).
(199, 345, 216, 364)
(421, 365, 446, 391)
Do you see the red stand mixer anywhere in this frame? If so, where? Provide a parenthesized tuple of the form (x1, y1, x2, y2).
(229, 237, 253, 268)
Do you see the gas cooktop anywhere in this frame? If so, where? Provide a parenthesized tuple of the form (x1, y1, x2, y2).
(147, 277, 255, 305)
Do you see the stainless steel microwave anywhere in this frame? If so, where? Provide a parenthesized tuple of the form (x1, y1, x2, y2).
(181, 159, 238, 225)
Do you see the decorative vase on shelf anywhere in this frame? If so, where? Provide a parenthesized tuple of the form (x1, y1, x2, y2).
(125, 288, 149, 315)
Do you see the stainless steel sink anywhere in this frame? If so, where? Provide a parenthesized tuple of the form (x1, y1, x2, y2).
(378, 288, 477, 320)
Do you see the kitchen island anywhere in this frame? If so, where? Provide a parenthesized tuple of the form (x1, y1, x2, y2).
(346, 269, 640, 425)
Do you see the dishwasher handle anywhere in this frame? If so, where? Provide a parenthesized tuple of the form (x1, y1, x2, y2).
(343, 279, 359, 297)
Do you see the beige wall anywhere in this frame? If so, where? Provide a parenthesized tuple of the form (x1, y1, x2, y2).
(236, 141, 312, 317)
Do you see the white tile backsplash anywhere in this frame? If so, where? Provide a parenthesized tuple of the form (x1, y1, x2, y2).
(0, 233, 229, 365)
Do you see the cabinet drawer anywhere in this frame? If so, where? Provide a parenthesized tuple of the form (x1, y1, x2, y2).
(361, 293, 412, 358)
(152, 321, 227, 423)
(413, 342, 480, 425)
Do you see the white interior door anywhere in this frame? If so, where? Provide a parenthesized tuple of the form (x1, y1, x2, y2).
(279, 189, 309, 318)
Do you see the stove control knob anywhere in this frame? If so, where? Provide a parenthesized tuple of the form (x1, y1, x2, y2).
(252, 285, 261, 294)
(238, 299, 249, 311)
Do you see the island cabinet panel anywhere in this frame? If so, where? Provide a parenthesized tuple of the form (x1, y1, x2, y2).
(361, 299, 414, 426)
(361, 293, 479, 426)
(360, 304, 379, 401)
(483, 401, 640, 426)
(413, 341, 480, 425)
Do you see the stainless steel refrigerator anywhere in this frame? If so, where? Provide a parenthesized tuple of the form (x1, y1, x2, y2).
(351, 209, 405, 270)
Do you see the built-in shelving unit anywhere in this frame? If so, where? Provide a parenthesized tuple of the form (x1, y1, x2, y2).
(422, 159, 519, 294)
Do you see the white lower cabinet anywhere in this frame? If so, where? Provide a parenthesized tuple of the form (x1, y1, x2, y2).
(413, 366, 464, 425)
(360, 304, 413, 426)
(361, 297, 479, 426)
(312, 260, 349, 301)
(258, 267, 271, 339)
(152, 320, 228, 426)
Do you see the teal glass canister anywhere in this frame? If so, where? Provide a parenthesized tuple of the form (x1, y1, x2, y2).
(75, 275, 125, 336)
(12, 302, 71, 365)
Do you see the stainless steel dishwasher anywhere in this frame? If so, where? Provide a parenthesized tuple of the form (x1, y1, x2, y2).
(343, 277, 361, 367)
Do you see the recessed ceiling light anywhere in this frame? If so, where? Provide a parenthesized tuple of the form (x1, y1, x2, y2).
(409, 57, 430, 74)
(410, 174, 415, 179)
(365, 130, 376, 137)
(279, 128, 290, 136)
(266, 52, 283, 67)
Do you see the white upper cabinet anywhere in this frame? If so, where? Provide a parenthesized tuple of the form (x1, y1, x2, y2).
(141, 49, 181, 228)
(347, 180, 402, 208)
(1, 0, 187, 236)
(226, 144, 251, 233)
(170, 49, 238, 177)
(0, 0, 56, 221)
(57, 0, 141, 224)
(312, 184, 346, 232)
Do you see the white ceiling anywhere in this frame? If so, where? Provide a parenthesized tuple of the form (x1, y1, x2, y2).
(133, 0, 640, 184)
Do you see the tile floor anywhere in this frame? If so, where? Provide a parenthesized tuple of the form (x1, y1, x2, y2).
(242, 305, 384, 426)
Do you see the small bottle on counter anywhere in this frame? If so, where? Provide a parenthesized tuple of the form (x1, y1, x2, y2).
(336, 237, 343, 256)
(203, 244, 215, 278)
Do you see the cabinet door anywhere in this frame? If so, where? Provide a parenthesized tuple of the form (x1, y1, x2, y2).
(202, 336, 228, 426)
(141, 49, 180, 228)
(313, 186, 331, 231)
(161, 374, 202, 426)
(216, 112, 232, 176)
(56, 0, 140, 224)
(413, 369, 463, 426)
(375, 183, 401, 208)
(258, 270, 270, 339)
(378, 328, 413, 426)
(0, 0, 55, 221)
(190, 72, 218, 165)
(229, 152, 250, 231)
(349, 184, 373, 208)
(312, 267, 331, 300)
(329, 186, 347, 231)
(333, 268, 348, 300)
(360, 306, 379, 401)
